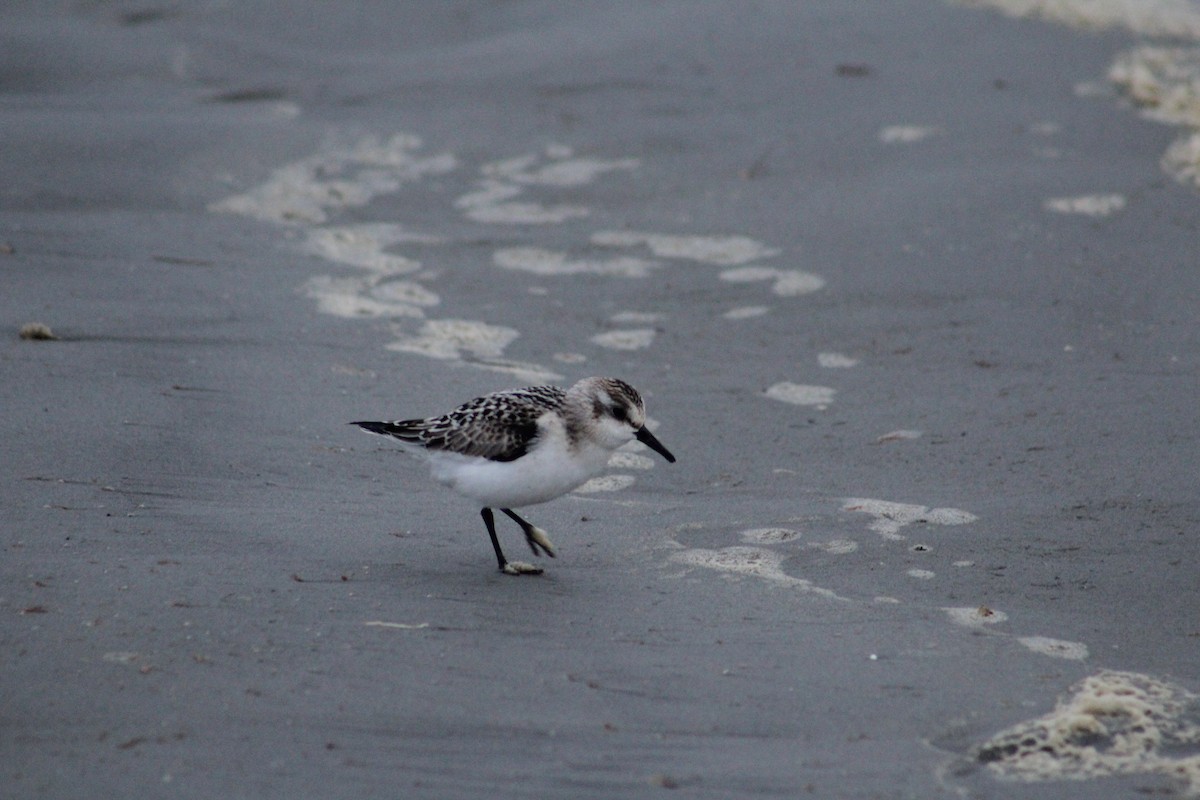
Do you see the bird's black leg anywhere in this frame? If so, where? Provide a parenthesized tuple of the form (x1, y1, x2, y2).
(480, 508, 508, 571)
(482, 507, 543, 575)
(501, 508, 556, 558)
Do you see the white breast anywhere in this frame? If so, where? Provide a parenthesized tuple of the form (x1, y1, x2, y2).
(426, 411, 612, 508)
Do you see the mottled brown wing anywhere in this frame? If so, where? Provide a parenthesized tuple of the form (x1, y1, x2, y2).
(355, 386, 566, 462)
(424, 388, 563, 461)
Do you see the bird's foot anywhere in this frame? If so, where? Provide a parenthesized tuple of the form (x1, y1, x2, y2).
(501, 561, 543, 576)
(525, 526, 556, 558)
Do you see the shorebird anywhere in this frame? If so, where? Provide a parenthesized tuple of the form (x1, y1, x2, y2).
(352, 377, 675, 574)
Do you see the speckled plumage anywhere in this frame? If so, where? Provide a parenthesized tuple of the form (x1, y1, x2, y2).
(351, 377, 674, 575)
(356, 384, 569, 462)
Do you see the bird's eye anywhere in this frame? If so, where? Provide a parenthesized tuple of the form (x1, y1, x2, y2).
(611, 405, 627, 422)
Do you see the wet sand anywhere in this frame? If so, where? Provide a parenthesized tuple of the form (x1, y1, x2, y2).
(3, 2, 1199, 797)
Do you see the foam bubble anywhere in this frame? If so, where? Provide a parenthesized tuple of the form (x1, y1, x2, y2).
(1018, 635, 1089, 660)
(770, 270, 828, 296)
(907, 569, 935, 580)
(494, 247, 658, 277)
(591, 231, 780, 265)
(590, 329, 656, 351)
(806, 539, 859, 554)
(818, 352, 859, 368)
(507, 157, 641, 187)
(465, 202, 589, 225)
(953, 0, 1200, 39)
(303, 275, 432, 319)
(302, 224, 433, 275)
(669, 546, 845, 598)
(764, 382, 836, 408)
(1163, 131, 1200, 187)
(484, 153, 640, 186)
(975, 670, 1200, 795)
(454, 180, 524, 210)
(719, 266, 826, 296)
(455, 151, 639, 224)
(842, 498, 978, 540)
(943, 606, 1009, 627)
(740, 527, 802, 544)
(608, 452, 657, 470)
(723, 306, 769, 319)
(1110, 46, 1200, 127)
(718, 266, 778, 283)
(210, 133, 457, 225)
(386, 318, 517, 360)
(574, 474, 636, 493)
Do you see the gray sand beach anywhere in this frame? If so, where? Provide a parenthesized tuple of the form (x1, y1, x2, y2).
(3, 2, 1199, 797)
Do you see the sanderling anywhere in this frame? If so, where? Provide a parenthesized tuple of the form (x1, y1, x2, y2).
(352, 376, 675, 575)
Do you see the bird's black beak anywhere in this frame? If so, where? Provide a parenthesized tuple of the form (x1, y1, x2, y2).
(636, 426, 676, 463)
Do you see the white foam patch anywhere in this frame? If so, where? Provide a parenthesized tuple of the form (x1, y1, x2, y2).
(455, 149, 639, 224)
(466, 202, 589, 225)
(591, 231, 780, 265)
(1018, 635, 1090, 660)
(959, 4, 1200, 191)
(454, 180, 524, 210)
(943, 606, 1009, 627)
(719, 265, 778, 283)
(608, 452, 657, 470)
(975, 670, 1200, 795)
(493, 247, 659, 277)
(574, 474, 636, 493)
(1111, 46, 1200, 127)
(818, 352, 859, 368)
(719, 266, 826, 296)
(303, 275, 436, 319)
(210, 133, 457, 225)
(764, 382, 836, 408)
(907, 569, 936, 580)
(302, 224, 435, 275)
(370, 280, 440, 307)
(1163, 132, 1200, 187)
(670, 547, 846, 599)
(590, 329, 656, 351)
(386, 319, 518, 360)
(806, 539, 859, 554)
(485, 151, 641, 186)
(879, 125, 942, 143)
(553, 352, 587, 364)
(770, 270, 828, 296)
(740, 527, 801, 544)
(1109, 45, 1200, 187)
(1043, 194, 1127, 216)
(842, 498, 978, 540)
(723, 306, 769, 319)
(953, 0, 1200, 39)
(510, 157, 641, 186)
